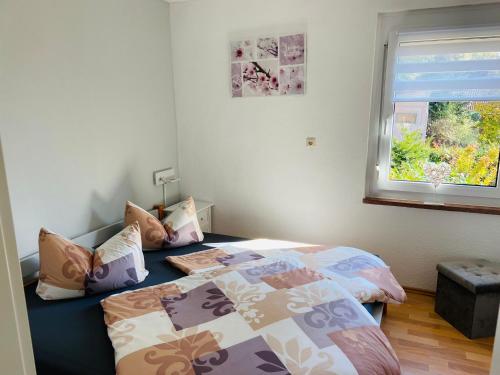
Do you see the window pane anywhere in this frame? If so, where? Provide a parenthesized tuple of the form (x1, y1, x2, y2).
(390, 101, 500, 187)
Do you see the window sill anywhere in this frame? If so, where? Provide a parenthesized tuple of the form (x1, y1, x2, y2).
(363, 197, 500, 216)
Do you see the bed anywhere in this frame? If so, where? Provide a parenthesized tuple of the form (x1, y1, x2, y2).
(25, 233, 384, 375)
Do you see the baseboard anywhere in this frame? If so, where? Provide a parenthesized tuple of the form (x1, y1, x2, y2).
(403, 286, 436, 297)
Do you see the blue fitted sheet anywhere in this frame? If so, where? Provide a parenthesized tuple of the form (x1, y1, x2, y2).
(24, 233, 378, 375)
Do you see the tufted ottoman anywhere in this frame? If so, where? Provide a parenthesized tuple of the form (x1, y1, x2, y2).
(435, 259, 500, 339)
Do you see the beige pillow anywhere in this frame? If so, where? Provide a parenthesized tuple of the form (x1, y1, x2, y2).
(124, 197, 204, 250)
(36, 228, 93, 300)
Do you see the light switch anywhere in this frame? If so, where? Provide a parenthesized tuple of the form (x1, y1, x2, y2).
(306, 137, 317, 147)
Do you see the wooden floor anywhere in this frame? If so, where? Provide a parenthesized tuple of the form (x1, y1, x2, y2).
(381, 292, 495, 375)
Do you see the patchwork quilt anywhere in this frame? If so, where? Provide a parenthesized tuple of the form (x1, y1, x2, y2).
(102, 257, 401, 375)
(166, 239, 406, 304)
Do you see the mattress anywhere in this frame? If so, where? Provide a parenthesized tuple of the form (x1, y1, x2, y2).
(24, 233, 380, 375)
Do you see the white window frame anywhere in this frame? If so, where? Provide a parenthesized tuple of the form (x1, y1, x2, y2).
(365, 5, 500, 206)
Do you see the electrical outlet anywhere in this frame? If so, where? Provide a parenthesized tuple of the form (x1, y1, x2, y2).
(306, 137, 317, 147)
(153, 168, 175, 186)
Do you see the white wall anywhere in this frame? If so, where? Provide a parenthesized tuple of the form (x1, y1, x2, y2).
(0, 0, 179, 260)
(170, 0, 500, 290)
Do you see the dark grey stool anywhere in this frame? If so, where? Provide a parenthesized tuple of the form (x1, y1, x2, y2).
(435, 259, 500, 339)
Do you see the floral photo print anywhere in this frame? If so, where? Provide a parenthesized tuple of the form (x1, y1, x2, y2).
(231, 40, 254, 62)
(230, 32, 306, 98)
(231, 63, 243, 98)
(243, 61, 279, 97)
(257, 37, 279, 59)
(280, 65, 305, 95)
(279, 34, 305, 65)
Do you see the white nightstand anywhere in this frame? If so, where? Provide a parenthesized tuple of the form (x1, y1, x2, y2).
(164, 199, 214, 233)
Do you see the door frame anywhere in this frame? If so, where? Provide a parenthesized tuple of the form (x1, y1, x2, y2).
(0, 136, 36, 375)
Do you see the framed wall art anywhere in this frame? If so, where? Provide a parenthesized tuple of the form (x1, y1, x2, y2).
(230, 32, 307, 97)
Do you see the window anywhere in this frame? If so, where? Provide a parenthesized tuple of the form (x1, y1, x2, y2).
(367, 14, 500, 206)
